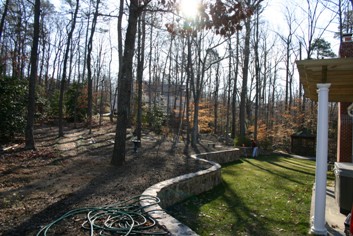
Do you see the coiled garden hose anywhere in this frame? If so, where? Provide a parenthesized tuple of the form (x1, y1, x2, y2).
(36, 195, 168, 236)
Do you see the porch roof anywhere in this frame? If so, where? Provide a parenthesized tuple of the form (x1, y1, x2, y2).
(296, 58, 353, 102)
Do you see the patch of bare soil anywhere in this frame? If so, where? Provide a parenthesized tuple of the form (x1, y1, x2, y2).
(0, 122, 229, 236)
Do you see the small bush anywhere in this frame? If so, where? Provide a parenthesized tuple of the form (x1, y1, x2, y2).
(65, 82, 87, 122)
(234, 135, 251, 147)
(144, 105, 165, 134)
(0, 77, 28, 142)
(258, 136, 273, 150)
(48, 90, 60, 118)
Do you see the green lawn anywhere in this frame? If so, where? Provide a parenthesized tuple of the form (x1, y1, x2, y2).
(167, 155, 319, 236)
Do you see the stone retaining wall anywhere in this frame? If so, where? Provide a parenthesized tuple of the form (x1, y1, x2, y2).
(140, 148, 240, 236)
(196, 148, 242, 164)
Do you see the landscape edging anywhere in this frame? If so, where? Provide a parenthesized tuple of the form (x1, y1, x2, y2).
(140, 148, 240, 236)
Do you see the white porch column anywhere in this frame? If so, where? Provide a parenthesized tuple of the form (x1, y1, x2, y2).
(311, 83, 331, 235)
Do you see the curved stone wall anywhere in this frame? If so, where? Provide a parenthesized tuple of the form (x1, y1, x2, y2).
(140, 148, 240, 236)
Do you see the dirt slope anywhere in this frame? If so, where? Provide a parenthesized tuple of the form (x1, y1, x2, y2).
(0, 122, 226, 235)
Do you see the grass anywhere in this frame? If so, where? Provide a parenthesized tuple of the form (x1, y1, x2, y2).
(167, 155, 324, 236)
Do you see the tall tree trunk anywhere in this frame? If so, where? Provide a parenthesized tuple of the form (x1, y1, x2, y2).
(110, 0, 124, 122)
(167, 35, 174, 116)
(271, 64, 277, 128)
(0, 0, 9, 44)
(95, 41, 104, 126)
(214, 63, 220, 134)
(0, 0, 9, 75)
(191, 34, 208, 147)
(188, 35, 198, 147)
(184, 63, 190, 154)
(226, 37, 232, 138)
(192, 97, 200, 146)
(38, 17, 46, 86)
(254, 7, 260, 141)
(239, 17, 251, 141)
(87, 0, 100, 134)
(82, 2, 91, 83)
(44, 35, 51, 93)
(136, 12, 146, 140)
(73, 25, 84, 128)
(58, 0, 79, 137)
(99, 75, 105, 126)
(148, 13, 155, 120)
(172, 39, 185, 147)
(68, 37, 75, 85)
(25, 0, 40, 150)
(289, 64, 293, 112)
(299, 42, 306, 124)
(108, 35, 114, 123)
(50, 32, 63, 86)
(231, 31, 239, 139)
(285, 37, 290, 112)
(183, 36, 192, 153)
(112, 0, 141, 166)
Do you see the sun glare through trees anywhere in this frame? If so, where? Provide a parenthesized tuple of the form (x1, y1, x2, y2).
(179, 0, 200, 19)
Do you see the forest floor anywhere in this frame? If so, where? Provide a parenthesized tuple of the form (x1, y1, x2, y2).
(0, 120, 231, 236)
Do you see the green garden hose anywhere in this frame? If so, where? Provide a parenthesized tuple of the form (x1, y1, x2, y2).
(36, 195, 168, 236)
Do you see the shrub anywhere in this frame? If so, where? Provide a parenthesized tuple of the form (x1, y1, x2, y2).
(144, 105, 165, 134)
(65, 82, 87, 122)
(48, 90, 60, 118)
(234, 135, 251, 147)
(0, 77, 28, 142)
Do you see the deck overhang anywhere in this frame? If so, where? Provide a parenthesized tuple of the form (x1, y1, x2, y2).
(296, 58, 353, 102)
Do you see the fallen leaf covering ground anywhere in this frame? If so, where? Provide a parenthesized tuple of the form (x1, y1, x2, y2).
(0, 121, 229, 236)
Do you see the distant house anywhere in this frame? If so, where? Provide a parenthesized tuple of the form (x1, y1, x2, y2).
(141, 80, 186, 115)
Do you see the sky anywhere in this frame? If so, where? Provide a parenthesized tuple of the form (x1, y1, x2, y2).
(262, 0, 340, 55)
(49, 0, 341, 55)
(48, 0, 341, 89)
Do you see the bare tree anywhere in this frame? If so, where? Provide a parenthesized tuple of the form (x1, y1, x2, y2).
(112, 0, 148, 166)
(0, 0, 10, 46)
(277, 5, 300, 112)
(297, 0, 335, 59)
(213, 55, 221, 134)
(58, 0, 80, 137)
(231, 30, 239, 139)
(253, 6, 260, 141)
(110, 0, 124, 123)
(239, 15, 251, 142)
(136, 11, 146, 140)
(25, 0, 40, 150)
(87, 0, 101, 134)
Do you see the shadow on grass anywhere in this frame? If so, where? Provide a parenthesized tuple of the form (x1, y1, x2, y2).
(267, 159, 315, 177)
(242, 157, 314, 186)
(167, 180, 273, 235)
(167, 155, 315, 235)
(221, 159, 244, 168)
